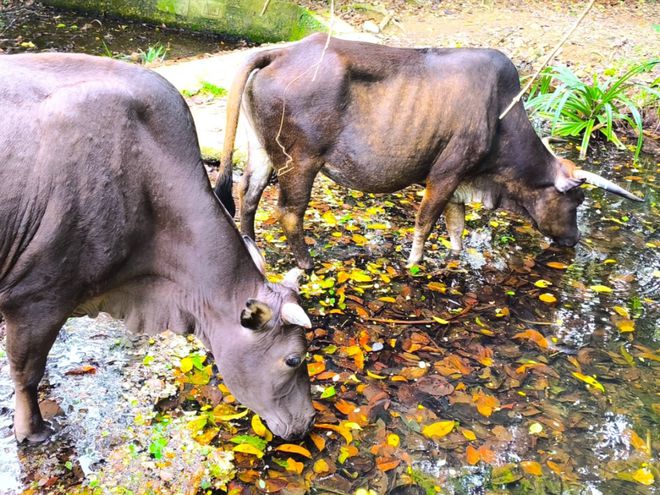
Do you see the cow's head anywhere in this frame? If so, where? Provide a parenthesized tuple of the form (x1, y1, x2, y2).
(521, 155, 642, 247)
(209, 238, 315, 440)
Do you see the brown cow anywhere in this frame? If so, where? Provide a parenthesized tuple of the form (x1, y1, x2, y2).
(0, 53, 315, 442)
(215, 34, 642, 269)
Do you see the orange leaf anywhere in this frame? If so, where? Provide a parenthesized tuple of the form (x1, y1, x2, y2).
(521, 461, 543, 476)
(546, 261, 568, 270)
(315, 423, 353, 444)
(309, 432, 326, 451)
(546, 460, 563, 475)
(285, 457, 304, 474)
(376, 457, 400, 472)
(307, 361, 326, 377)
(313, 459, 330, 474)
(472, 392, 500, 417)
(478, 446, 496, 464)
(466, 445, 480, 465)
(513, 329, 549, 349)
(274, 444, 312, 459)
(335, 399, 357, 416)
(627, 429, 650, 455)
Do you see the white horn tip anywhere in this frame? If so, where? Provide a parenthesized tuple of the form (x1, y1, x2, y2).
(281, 302, 312, 328)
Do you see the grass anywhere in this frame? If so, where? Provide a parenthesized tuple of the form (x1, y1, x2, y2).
(138, 43, 168, 64)
(181, 81, 228, 98)
(525, 60, 659, 161)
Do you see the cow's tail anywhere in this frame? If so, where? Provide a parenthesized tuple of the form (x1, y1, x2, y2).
(214, 49, 280, 216)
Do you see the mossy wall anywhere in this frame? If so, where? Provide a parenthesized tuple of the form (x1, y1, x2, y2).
(41, 0, 324, 42)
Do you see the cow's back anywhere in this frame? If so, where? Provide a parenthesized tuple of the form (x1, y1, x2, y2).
(0, 54, 204, 306)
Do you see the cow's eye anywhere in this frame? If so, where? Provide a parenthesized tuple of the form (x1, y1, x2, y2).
(285, 355, 302, 368)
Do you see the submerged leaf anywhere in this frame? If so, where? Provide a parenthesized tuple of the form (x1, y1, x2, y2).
(422, 420, 455, 440)
(572, 372, 605, 392)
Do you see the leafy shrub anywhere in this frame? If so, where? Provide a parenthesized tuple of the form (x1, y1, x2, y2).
(525, 61, 659, 160)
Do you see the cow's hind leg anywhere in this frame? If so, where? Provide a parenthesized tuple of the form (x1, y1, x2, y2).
(444, 201, 466, 253)
(5, 306, 68, 443)
(276, 159, 322, 270)
(408, 141, 488, 266)
(238, 136, 274, 240)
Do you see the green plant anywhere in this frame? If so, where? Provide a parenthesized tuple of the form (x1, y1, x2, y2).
(525, 60, 659, 160)
(138, 43, 167, 65)
(181, 81, 228, 98)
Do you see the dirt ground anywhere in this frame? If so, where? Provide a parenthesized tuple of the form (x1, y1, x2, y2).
(302, 0, 659, 73)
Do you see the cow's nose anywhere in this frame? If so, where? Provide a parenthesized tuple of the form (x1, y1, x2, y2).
(555, 233, 580, 247)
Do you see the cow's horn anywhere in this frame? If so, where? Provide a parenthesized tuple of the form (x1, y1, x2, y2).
(574, 170, 643, 202)
(282, 268, 304, 292)
(281, 303, 312, 328)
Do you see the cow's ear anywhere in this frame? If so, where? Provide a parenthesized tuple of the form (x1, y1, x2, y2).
(241, 299, 273, 331)
(243, 236, 266, 275)
(281, 268, 304, 292)
(554, 158, 585, 192)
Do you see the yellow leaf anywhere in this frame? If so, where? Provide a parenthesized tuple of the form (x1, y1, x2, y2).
(322, 211, 337, 226)
(520, 461, 543, 476)
(572, 372, 605, 392)
(422, 420, 455, 440)
(539, 293, 557, 304)
(378, 296, 396, 303)
(337, 271, 351, 284)
(367, 370, 387, 380)
(233, 443, 264, 458)
(590, 284, 613, 293)
(350, 270, 373, 283)
(529, 423, 543, 435)
(387, 433, 400, 447)
(632, 467, 654, 485)
(546, 261, 568, 270)
(427, 282, 447, 293)
(213, 406, 249, 422)
(352, 234, 368, 246)
(616, 318, 635, 333)
(313, 459, 330, 474)
(432, 316, 450, 325)
(534, 279, 552, 288)
(251, 415, 271, 440)
(462, 429, 477, 441)
(613, 306, 630, 318)
(180, 357, 193, 373)
(275, 444, 312, 459)
(367, 223, 388, 230)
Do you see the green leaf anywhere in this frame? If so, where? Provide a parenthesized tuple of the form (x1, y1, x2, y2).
(320, 385, 336, 399)
(229, 434, 268, 451)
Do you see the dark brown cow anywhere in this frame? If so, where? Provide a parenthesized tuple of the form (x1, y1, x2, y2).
(215, 34, 642, 269)
(0, 53, 315, 442)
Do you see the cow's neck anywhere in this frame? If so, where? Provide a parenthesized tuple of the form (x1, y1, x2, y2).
(90, 185, 265, 342)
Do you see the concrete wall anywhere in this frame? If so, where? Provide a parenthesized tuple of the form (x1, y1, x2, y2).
(42, 0, 324, 42)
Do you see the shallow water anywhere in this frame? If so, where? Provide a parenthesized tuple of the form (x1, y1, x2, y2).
(0, 3, 247, 58)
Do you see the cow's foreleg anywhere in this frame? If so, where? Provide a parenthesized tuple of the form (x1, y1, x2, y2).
(408, 177, 462, 266)
(276, 161, 320, 270)
(5, 308, 67, 443)
(444, 201, 465, 252)
(238, 138, 273, 240)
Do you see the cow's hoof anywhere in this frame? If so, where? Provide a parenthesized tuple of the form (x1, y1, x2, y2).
(15, 423, 53, 444)
(296, 258, 314, 272)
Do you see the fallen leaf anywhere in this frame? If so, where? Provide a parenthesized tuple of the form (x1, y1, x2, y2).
(520, 460, 543, 476)
(539, 293, 557, 304)
(422, 420, 455, 440)
(632, 467, 654, 485)
(513, 329, 549, 349)
(313, 459, 330, 474)
(546, 261, 568, 269)
(590, 284, 613, 293)
(274, 444, 312, 459)
(572, 372, 605, 392)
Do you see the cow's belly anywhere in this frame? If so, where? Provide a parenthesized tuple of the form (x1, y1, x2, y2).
(321, 144, 435, 193)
